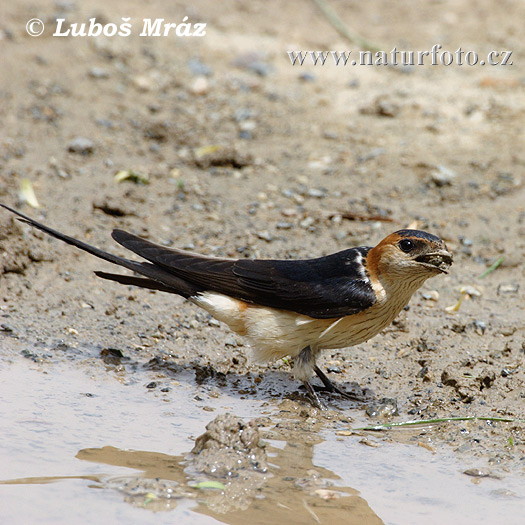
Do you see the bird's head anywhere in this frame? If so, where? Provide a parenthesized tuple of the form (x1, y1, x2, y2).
(368, 229, 453, 285)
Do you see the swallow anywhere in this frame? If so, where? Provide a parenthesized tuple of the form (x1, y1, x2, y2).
(1, 203, 452, 408)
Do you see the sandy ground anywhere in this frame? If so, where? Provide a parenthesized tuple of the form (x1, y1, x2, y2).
(0, 0, 524, 523)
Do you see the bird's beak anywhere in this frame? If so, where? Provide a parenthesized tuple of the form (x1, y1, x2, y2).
(415, 250, 453, 273)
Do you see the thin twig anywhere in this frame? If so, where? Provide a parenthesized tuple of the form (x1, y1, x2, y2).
(322, 210, 394, 222)
(353, 416, 524, 432)
(311, 0, 382, 52)
(478, 256, 504, 279)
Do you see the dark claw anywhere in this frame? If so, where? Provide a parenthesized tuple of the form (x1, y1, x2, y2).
(302, 380, 327, 410)
(314, 365, 365, 401)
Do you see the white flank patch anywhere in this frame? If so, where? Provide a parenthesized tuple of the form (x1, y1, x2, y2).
(192, 292, 247, 334)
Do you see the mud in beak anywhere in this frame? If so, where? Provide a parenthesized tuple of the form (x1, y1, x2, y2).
(415, 250, 453, 273)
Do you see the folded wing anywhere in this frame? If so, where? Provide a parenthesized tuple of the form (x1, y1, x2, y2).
(112, 230, 377, 318)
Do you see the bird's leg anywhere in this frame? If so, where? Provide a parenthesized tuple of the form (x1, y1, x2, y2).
(314, 365, 361, 400)
(296, 346, 326, 409)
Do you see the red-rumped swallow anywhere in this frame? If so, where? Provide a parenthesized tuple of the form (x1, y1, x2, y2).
(1, 203, 452, 408)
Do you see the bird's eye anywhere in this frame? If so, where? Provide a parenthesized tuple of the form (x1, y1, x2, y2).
(399, 239, 414, 253)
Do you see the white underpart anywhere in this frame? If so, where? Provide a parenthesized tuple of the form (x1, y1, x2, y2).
(192, 272, 431, 381)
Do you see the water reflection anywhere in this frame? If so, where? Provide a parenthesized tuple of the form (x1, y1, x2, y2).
(2, 427, 382, 524)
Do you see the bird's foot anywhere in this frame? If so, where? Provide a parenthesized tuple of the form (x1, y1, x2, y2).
(313, 365, 367, 401)
(302, 380, 328, 410)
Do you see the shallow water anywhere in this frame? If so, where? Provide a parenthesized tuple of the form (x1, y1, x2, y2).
(0, 355, 523, 524)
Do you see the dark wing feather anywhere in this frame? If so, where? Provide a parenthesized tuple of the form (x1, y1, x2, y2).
(111, 230, 376, 319)
(231, 250, 376, 318)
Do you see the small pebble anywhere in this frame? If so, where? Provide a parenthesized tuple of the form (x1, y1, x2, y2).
(234, 108, 254, 122)
(460, 285, 482, 297)
(299, 217, 315, 229)
(463, 468, 498, 479)
(366, 398, 398, 418)
(224, 336, 237, 347)
(299, 72, 315, 82)
(459, 237, 473, 247)
(421, 290, 440, 301)
(468, 320, 487, 335)
(497, 283, 519, 295)
(88, 67, 109, 79)
(315, 489, 340, 500)
(133, 75, 157, 91)
(190, 76, 209, 96)
(307, 188, 326, 198)
(358, 148, 385, 163)
(67, 137, 95, 155)
(359, 437, 380, 448)
(256, 230, 273, 242)
(431, 165, 456, 186)
(187, 58, 212, 77)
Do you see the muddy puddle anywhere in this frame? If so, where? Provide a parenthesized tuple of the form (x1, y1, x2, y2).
(1, 349, 522, 525)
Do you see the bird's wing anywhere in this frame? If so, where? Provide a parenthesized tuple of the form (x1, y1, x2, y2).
(112, 230, 376, 319)
(0, 203, 376, 319)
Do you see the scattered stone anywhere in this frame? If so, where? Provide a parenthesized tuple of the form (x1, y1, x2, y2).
(187, 58, 213, 76)
(315, 489, 340, 500)
(421, 290, 440, 301)
(497, 283, 519, 295)
(418, 366, 433, 382)
(232, 52, 272, 76)
(239, 120, 256, 132)
(100, 348, 128, 365)
(431, 165, 457, 187)
(193, 145, 252, 169)
(491, 172, 522, 196)
(143, 120, 170, 142)
(88, 67, 109, 79)
(365, 398, 398, 419)
(234, 108, 255, 122)
(299, 72, 315, 82)
(190, 76, 209, 96)
(466, 320, 487, 335)
(464, 468, 501, 479)
(358, 147, 385, 163)
(460, 285, 482, 298)
(360, 97, 400, 118)
(359, 437, 381, 448)
(307, 188, 326, 198)
(67, 136, 95, 155)
(93, 197, 136, 217)
(133, 74, 158, 92)
(256, 230, 274, 242)
(224, 336, 238, 347)
(307, 156, 333, 170)
(322, 130, 338, 140)
(299, 216, 315, 229)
